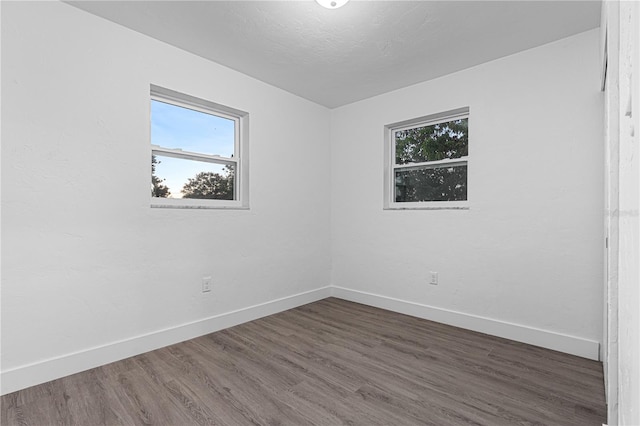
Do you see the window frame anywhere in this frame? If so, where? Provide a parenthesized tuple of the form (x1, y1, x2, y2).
(384, 107, 470, 210)
(150, 85, 249, 209)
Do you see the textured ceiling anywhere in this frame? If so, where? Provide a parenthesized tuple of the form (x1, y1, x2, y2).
(67, 1, 601, 108)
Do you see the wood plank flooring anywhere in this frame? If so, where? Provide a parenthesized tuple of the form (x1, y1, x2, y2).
(1, 298, 606, 425)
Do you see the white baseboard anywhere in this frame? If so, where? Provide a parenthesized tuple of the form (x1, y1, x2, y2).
(2, 284, 601, 395)
(330, 286, 600, 361)
(0, 286, 331, 395)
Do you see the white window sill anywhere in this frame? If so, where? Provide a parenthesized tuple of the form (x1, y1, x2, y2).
(151, 198, 248, 210)
(385, 201, 470, 210)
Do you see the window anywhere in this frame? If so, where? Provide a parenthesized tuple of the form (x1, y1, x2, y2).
(150, 85, 249, 209)
(384, 107, 469, 209)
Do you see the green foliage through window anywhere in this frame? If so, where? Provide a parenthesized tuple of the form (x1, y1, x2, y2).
(395, 166, 467, 202)
(395, 118, 468, 165)
(151, 155, 171, 198)
(181, 165, 234, 200)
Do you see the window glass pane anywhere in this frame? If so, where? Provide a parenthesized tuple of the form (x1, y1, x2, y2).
(152, 155, 234, 200)
(395, 118, 468, 165)
(151, 100, 235, 157)
(395, 165, 467, 202)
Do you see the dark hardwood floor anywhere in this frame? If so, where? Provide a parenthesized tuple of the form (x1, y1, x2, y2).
(1, 298, 606, 425)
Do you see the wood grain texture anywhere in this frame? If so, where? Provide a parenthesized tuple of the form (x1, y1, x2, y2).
(1, 298, 606, 425)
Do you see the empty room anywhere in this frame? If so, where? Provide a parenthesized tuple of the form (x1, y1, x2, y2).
(1, 0, 638, 425)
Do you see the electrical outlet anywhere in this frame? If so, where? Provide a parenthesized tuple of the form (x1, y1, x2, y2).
(429, 271, 438, 285)
(202, 276, 212, 293)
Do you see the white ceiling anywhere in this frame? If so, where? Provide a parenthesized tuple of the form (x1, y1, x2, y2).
(67, 1, 601, 108)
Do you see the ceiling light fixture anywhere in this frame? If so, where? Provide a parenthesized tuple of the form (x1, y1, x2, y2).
(316, 0, 349, 9)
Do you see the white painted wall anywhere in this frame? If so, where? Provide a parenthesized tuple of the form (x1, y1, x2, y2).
(602, 2, 640, 422)
(602, 1, 621, 420)
(614, 1, 639, 423)
(1, 1, 331, 393)
(330, 29, 604, 358)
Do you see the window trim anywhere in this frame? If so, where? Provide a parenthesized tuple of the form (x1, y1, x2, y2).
(150, 85, 249, 209)
(384, 107, 470, 210)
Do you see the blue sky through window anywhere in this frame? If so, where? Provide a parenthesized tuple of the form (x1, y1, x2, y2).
(151, 100, 235, 198)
